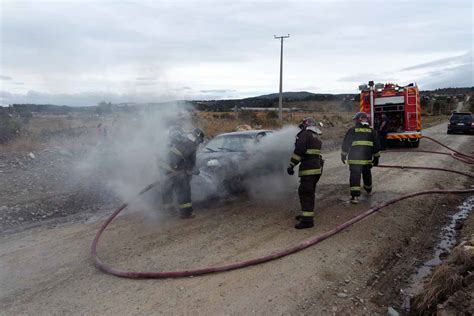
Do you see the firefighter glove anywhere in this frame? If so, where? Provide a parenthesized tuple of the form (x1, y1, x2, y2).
(287, 165, 294, 176)
(341, 154, 347, 164)
(372, 157, 379, 167)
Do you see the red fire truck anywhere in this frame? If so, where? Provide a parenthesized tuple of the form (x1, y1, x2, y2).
(359, 81, 422, 147)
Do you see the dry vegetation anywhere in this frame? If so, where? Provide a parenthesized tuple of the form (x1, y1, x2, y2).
(1, 106, 449, 153)
(411, 236, 474, 314)
(1, 113, 110, 152)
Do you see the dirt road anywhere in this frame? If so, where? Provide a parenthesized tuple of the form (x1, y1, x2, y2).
(1, 122, 473, 315)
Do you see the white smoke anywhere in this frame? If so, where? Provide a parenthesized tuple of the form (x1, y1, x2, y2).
(75, 107, 304, 215)
(242, 126, 300, 200)
(191, 125, 301, 202)
(74, 103, 194, 215)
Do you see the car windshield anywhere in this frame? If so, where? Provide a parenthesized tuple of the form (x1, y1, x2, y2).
(451, 114, 472, 123)
(204, 135, 254, 152)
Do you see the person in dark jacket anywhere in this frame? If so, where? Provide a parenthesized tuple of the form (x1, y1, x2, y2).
(160, 128, 204, 219)
(287, 117, 324, 229)
(341, 112, 380, 204)
(377, 113, 389, 151)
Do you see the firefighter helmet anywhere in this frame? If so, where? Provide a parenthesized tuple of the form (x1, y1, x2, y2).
(193, 128, 205, 142)
(188, 127, 205, 144)
(352, 112, 368, 121)
(298, 117, 317, 129)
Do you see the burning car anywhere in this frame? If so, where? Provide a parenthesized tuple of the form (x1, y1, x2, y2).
(191, 129, 290, 200)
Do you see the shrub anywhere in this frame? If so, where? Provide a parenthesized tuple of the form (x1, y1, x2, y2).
(265, 111, 279, 120)
(0, 114, 22, 143)
(220, 113, 234, 120)
(239, 110, 258, 122)
(19, 111, 33, 124)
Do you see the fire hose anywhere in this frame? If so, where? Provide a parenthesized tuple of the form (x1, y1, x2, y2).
(91, 136, 474, 279)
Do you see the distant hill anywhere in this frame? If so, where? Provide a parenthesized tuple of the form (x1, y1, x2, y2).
(4, 87, 472, 113)
(420, 87, 473, 96)
(247, 91, 318, 100)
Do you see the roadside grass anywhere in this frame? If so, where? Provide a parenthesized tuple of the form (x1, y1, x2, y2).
(422, 114, 449, 129)
(1, 111, 448, 152)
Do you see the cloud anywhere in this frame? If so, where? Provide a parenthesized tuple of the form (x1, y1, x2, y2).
(418, 63, 473, 90)
(337, 73, 399, 84)
(136, 77, 157, 81)
(0, 91, 13, 98)
(0, 88, 246, 107)
(0, 1, 472, 99)
(199, 89, 236, 94)
(0, 90, 172, 106)
(0, 75, 12, 80)
(134, 82, 157, 86)
(401, 52, 472, 71)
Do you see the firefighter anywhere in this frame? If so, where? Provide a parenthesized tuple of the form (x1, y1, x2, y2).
(160, 128, 204, 219)
(341, 112, 381, 204)
(287, 117, 323, 229)
(377, 113, 389, 151)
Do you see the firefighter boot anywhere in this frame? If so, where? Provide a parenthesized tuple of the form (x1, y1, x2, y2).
(295, 217, 314, 229)
(180, 213, 195, 219)
(179, 209, 195, 219)
(350, 196, 359, 204)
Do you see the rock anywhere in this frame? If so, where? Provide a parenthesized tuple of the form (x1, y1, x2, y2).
(454, 221, 464, 230)
(336, 292, 349, 298)
(387, 306, 399, 316)
(463, 273, 474, 286)
(29, 152, 35, 159)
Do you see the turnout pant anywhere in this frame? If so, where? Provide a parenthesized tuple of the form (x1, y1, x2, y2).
(379, 131, 388, 151)
(161, 173, 193, 216)
(298, 174, 321, 222)
(349, 164, 372, 197)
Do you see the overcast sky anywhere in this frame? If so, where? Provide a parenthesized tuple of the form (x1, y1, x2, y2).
(0, 0, 472, 106)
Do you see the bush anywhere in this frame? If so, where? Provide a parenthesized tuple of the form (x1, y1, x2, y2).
(239, 110, 258, 122)
(0, 114, 22, 143)
(19, 111, 33, 124)
(220, 113, 234, 120)
(265, 111, 279, 120)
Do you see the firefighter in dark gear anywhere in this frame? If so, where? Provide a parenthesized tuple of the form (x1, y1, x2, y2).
(341, 112, 380, 204)
(376, 113, 389, 151)
(160, 128, 204, 219)
(287, 117, 323, 229)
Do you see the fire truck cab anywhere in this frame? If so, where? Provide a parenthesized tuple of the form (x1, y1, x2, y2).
(359, 81, 422, 148)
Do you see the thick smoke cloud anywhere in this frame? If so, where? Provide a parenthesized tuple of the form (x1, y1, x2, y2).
(74, 104, 193, 215)
(75, 106, 302, 217)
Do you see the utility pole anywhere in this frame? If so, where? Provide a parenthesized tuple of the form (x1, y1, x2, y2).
(274, 34, 290, 122)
